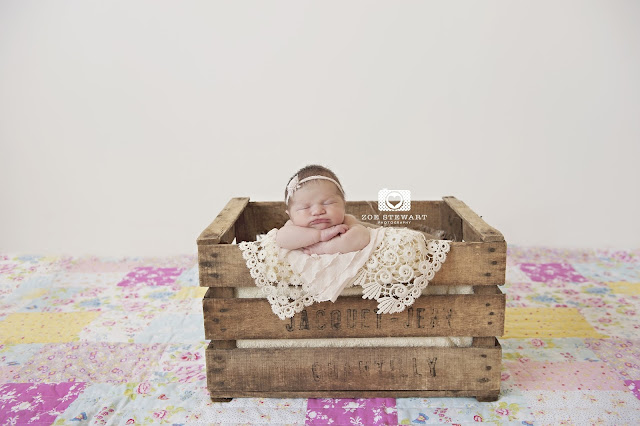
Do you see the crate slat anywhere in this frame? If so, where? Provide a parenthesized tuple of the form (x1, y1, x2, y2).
(199, 241, 506, 287)
(442, 196, 504, 243)
(203, 292, 505, 340)
(206, 344, 501, 392)
(234, 200, 445, 236)
(197, 197, 249, 245)
(209, 389, 500, 401)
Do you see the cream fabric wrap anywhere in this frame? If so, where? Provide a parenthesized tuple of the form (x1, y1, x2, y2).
(238, 226, 450, 320)
(284, 227, 386, 302)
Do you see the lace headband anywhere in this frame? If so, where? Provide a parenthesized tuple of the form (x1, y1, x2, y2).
(286, 175, 345, 204)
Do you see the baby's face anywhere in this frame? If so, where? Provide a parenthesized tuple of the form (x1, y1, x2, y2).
(287, 180, 345, 230)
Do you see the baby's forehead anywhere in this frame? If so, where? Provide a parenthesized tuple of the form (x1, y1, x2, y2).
(290, 181, 343, 203)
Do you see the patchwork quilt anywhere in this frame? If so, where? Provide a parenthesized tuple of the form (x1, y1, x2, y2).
(1, 246, 639, 425)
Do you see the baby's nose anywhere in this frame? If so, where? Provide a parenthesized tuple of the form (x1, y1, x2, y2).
(311, 204, 325, 214)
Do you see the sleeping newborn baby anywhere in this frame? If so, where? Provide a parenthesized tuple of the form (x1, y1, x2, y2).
(240, 163, 450, 317)
(276, 165, 370, 255)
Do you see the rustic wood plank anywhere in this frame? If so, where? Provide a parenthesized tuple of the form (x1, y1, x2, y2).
(473, 285, 501, 295)
(210, 340, 237, 349)
(207, 287, 235, 298)
(239, 202, 287, 241)
(199, 240, 506, 287)
(203, 287, 237, 349)
(203, 293, 505, 340)
(197, 198, 249, 246)
(208, 389, 500, 401)
(442, 196, 504, 242)
(433, 242, 506, 285)
(440, 198, 464, 242)
(234, 201, 258, 243)
(472, 337, 497, 347)
(351, 200, 443, 232)
(475, 391, 501, 402)
(238, 200, 444, 234)
(205, 345, 501, 392)
(473, 287, 504, 340)
(210, 397, 234, 403)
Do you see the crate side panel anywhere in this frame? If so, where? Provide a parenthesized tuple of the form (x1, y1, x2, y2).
(206, 346, 501, 392)
(208, 389, 500, 400)
(349, 200, 443, 231)
(203, 294, 505, 340)
(198, 244, 251, 287)
(245, 201, 444, 231)
(431, 242, 506, 286)
(199, 241, 506, 287)
(246, 202, 289, 237)
(197, 197, 249, 245)
(442, 197, 504, 243)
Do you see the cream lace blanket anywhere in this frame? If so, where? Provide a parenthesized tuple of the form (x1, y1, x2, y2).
(238, 227, 450, 320)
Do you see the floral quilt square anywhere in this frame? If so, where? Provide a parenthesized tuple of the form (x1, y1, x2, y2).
(0, 382, 86, 425)
(306, 398, 397, 425)
(524, 390, 640, 424)
(519, 263, 588, 283)
(502, 360, 628, 391)
(14, 342, 166, 384)
(117, 267, 184, 288)
(396, 395, 534, 424)
(585, 338, 640, 380)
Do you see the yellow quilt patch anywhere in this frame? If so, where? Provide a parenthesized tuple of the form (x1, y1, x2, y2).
(607, 281, 640, 295)
(173, 287, 208, 299)
(503, 307, 606, 339)
(0, 312, 100, 344)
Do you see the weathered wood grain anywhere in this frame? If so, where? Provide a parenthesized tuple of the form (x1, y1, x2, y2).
(442, 196, 504, 242)
(205, 287, 237, 349)
(197, 198, 249, 245)
(198, 241, 506, 287)
(209, 389, 500, 401)
(203, 291, 505, 340)
(440, 198, 464, 242)
(205, 344, 501, 392)
(238, 200, 444, 233)
(350, 200, 443, 231)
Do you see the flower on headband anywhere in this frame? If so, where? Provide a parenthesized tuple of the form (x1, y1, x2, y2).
(286, 175, 299, 202)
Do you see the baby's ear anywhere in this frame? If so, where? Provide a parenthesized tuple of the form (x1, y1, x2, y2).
(285, 210, 290, 218)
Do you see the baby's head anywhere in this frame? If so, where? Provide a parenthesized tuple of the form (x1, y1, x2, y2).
(284, 165, 346, 230)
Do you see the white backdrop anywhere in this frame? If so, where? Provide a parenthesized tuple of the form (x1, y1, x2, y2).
(1, 1, 639, 256)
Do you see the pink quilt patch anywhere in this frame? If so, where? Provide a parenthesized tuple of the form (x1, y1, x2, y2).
(586, 339, 640, 380)
(624, 380, 640, 400)
(0, 382, 86, 424)
(519, 263, 588, 283)
(306, 398, 397, 425)
(503, 360, 628, 391)
(117, 267, 184, 287)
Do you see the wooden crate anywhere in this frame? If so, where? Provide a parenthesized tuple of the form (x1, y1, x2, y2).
(198, 196, 506, 402)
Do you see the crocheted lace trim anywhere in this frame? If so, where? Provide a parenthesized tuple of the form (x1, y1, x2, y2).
(238, 227, 450, 320)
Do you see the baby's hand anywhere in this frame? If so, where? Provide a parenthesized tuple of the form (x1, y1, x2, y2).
(320, 224, 349, 242)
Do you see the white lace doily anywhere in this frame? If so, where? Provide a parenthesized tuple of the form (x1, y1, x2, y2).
(238, 227, 450, 320)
